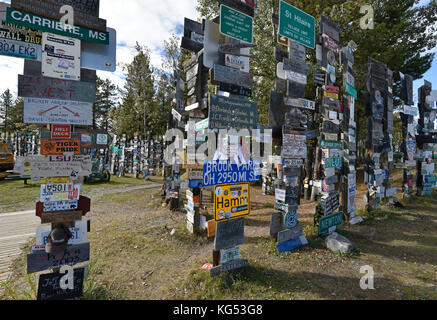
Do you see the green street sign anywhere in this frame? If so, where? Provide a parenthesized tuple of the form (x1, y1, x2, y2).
(321, 140, 342, 150)
(319, 211, 343, 235)
(6, 7, 109, 45)
(220, 5, 253, 43)
(278, 0, 315, 49)
(346, 82, 358, 99)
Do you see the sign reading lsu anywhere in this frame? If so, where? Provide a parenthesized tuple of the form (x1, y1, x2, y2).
(215, 183, 250, 222)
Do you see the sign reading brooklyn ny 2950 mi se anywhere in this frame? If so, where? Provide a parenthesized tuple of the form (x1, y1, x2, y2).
(6, 7, 109, 44)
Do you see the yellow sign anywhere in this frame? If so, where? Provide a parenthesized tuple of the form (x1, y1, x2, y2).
(324, 91, 339, 100)
(214, 183, 250, 222)
(45, 177, 71, 184)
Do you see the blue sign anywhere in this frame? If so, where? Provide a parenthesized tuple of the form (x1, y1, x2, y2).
(203, 160, 261, 187)
(276, 237, 305, 254)
(189, 179, 203, 188)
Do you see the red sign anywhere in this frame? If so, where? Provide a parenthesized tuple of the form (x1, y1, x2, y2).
(51, 125, 71, 139)
(325, 86, 340, 94)
(323, 35, 340, 54)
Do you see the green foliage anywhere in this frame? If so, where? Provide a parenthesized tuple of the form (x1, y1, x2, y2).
(94, 77, 118, 132)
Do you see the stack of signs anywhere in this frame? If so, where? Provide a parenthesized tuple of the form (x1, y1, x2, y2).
(417, 81, 437, 196)
(201, 0, 257, 275)
(366, 58, 392, 209)
(268, 2, 316, 253)
(400, 74, 417, 198)
(340, 41, 360, 224)
(5, 0, 115, 300)
(314, 15, 344, 234)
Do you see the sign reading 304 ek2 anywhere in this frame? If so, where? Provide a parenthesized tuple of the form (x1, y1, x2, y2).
(278, 0, 315, 49)
(215, 183, 250, 222)
(6, 8, 109, 45)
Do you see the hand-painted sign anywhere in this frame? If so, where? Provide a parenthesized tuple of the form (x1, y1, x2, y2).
(12, 0, 106, 32)
(321, 140, 342, 150)
(14, 155, 92, 180)
(6, 8, 109, 44)
(37, 267, 85, 301)
(282, 134, 307, 159)
(323, 193, 340, 216)
(213, 64, 254, 88)
(284, 210, 299, 229)
(278, 0, 315, 49)
(208, 94, 258, 130)
(18, 75, 97, 102)
(214, 217, 245, 250)
(41, 139, 81, 156)
(210, 259, 248, 277)
(220, 4, 253, 43)
(203, 159, 260, 187)
(42, 33, 81, 81)
(23, 97, 93, 126)
(319, 212, 343, 235)
(27, 242, 90, 274)
(214, 184, 250, 222)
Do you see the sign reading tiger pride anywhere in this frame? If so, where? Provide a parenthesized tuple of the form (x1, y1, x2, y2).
(41, 139, 81, 155)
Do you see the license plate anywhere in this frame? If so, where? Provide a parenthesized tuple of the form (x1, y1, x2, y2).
(0, 39, 38, 59)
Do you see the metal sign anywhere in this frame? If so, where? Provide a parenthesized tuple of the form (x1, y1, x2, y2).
(276, 235, 307, 253)
(80, 27, 117, 72)
(6, 8, 109, 44)
(214, 184, 250, 222)
(225, 53, 250, 72)
(36, 220, 88, 246)
(319, 212, 343, 235)
(37, 267, 85, 301)
(220, 4, 253, 43)
(18, 75, 96, 103)
(219, 82, 252, 97)
(23, 97, 93, 126)
(42, 33, 81, 81)
(40, 183, 81, 203)
(278, 0, 315, 49)
(11, 0, 106, 32)
(209, 93, 258, 130)
(321, 140, 342, 150)
(52, 125, 71, 139)
(220, 247, 241, 264)
(27, 242, 90, 274)
(203, 160, 260, 187)
(214, 217, 245, 249)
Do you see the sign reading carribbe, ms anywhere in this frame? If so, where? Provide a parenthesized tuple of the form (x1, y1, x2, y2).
(203, 160, 260, 187)
(6, 7, 109, 45)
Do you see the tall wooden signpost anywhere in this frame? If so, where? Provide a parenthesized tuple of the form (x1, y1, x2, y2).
(8, 0, 115, 300)
(417, 81, 437, 197)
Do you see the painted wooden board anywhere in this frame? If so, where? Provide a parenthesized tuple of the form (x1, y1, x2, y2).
(220, 247, 241, 264)
(282, 58, 309, 75)
(210, 259, 249, 277)
(319, 212, 343, 235)
(213, 64, 254, 89)
(277, 226, 303, 244)
(276, 235, 308, 253)
(37, 267, 85, 301)
(181, 36, 203, 53)
(27, 243, 90, 274)
(214, 218, 245, 251)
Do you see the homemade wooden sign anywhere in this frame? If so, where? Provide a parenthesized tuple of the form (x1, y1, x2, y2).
(37, 266, 85, 301)
(214, 217, 245, 250)
(276, 235, 308, 253)
(282, 134, 307, 159)
(51, 0, 100, 17)
(319, 212, 343, 235)
(210, 259, 248, 277)
(213, 64, 254, 89)
(27, 242, 90, 274)
(214, 184, 250, 222)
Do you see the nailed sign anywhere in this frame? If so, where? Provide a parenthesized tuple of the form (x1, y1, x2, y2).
(27, 242, 90, 274)
(278, 0, 315, 49)
(220, 4, 253, 43)
(214, 218, 245, 250)
(6, 8, 109, 45)
(282, 134, 307, 159)
(214, 184, 250, 222)
(18, 75, 97, 103)
(23, 97, 93, 126)
(213, 64, 253, 88)
(319, 211, 343, 235)
(37, 267, 85, 301)
(210, 259, 248, 277)
(41, 139, 81, 156)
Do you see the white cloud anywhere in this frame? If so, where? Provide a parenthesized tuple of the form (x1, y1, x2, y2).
(0, 0, 199, 96)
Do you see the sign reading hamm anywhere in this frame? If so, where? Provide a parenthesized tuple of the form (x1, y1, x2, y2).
(215, 183, 250, 222)
(278, 0, 315, 49)
(6, 7, 109, 44)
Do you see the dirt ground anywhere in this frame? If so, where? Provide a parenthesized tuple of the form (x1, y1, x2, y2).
(0, 174, 436, 300)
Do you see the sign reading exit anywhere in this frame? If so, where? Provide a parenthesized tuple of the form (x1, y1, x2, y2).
(278, 0, 315, 49)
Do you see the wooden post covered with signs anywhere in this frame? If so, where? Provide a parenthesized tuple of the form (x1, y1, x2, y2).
(399, 74, 417, 199)
(6, 0, 115, 300)
(311, 15, 345, 236)
(417, 81, 437, 196)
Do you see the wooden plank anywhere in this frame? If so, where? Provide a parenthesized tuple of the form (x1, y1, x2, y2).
(18, 75, 96, 103)
(27, 243, 90, 274)
(11, 0, 106, 32)
(184, 18, 203, 37)
(210, 259, 248, 277)
(219, 83, 252, 97)
(214, 218, 245, 251)
(212, 64, 254, 89)
(181, 37, 203, 53)
(282, 58, 309, 75)
(320, 15, 340, 42)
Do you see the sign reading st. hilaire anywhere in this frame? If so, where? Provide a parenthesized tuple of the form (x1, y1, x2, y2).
(6, 7, 109, 45)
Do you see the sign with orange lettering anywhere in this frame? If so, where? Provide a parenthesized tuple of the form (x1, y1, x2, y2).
(41, 139, 81, 156)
